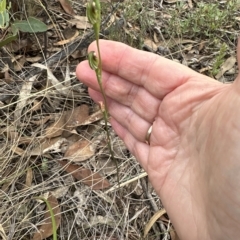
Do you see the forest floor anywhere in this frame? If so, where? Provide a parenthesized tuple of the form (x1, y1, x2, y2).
(0, 0, 239, 239)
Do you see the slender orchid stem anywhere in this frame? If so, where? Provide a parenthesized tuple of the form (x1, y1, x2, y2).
(87, 0, 119, 185)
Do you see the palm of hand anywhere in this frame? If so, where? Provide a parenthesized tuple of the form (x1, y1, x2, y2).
(77, 40, 240, 240)
(150, 78, 240, 240)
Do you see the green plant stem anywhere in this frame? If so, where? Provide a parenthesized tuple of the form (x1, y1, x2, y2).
(34, 196, 57, 240)
(95, 34, 120, 185)
(88, 0, 120, 185)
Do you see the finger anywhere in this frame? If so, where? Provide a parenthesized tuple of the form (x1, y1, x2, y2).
(84, 69, 160, 123)
(89, 88, 152, 142)
(110, 117, 149, 170)
(83, 40, 200, 99)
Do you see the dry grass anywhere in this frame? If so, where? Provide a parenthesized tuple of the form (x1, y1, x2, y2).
(0, 0, 239, 239)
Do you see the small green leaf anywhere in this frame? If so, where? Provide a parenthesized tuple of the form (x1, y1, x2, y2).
(0, 32, 17, 48)
(13, 17, 47, 33)
(11, 24, 18, 35)
(0, 0, 6, 12)
(0, 9, 9, 28)
(88, 51, 99, 70)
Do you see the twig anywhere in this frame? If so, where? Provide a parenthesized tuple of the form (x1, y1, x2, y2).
(105, 172, 148, 194)
(141, 177, 168, 237)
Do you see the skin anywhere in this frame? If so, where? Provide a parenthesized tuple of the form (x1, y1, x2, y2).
(76, 40, 240, 240)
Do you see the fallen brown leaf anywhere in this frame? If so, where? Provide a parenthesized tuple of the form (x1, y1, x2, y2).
(80, 109, 103, 125)
(45, 116, 65, 138)
(69, 16, 92, 29)
(215, 56, 236, 80)
(64, 140, 95, 162)
(54, 30, 79, 46)
(32, 63, 70, 96)
(45, 105, 89, 138)
(71, 49, 87, 59)
(10, 145, 24, 156)
(28, 137, 68, 156)
(26, 56, 43, 63)
(144, 38, 158, 51)
(14, 74, 38, 125)
(31, 116, 52, 126)
(33, 194, 61, 240)
(65, 133, 82, 143)
(25, 168, 33, 188)
(14, 55, 26, 72)
(59, 161, 110, 190)
(65, 104, 90, 128)
(58, 0, 74, 15)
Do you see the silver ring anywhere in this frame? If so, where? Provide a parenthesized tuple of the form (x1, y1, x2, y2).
(145, 125, 153, 145)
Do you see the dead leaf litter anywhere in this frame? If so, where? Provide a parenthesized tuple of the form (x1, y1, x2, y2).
(0, 0, 239, 239)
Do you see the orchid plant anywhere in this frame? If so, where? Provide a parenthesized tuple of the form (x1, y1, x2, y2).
(87, 0, 119, 184)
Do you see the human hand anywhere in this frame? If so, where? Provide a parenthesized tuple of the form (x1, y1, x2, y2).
(76, 40, 240, 240)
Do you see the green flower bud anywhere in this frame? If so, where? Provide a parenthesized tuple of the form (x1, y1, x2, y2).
(88, 51, 99, 70)
(87, 0, 101, 25)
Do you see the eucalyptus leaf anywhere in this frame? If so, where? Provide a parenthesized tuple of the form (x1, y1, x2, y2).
(13, 17, 47, 33)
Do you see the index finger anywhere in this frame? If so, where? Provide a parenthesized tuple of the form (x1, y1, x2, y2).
(88, 40, 200, 99)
